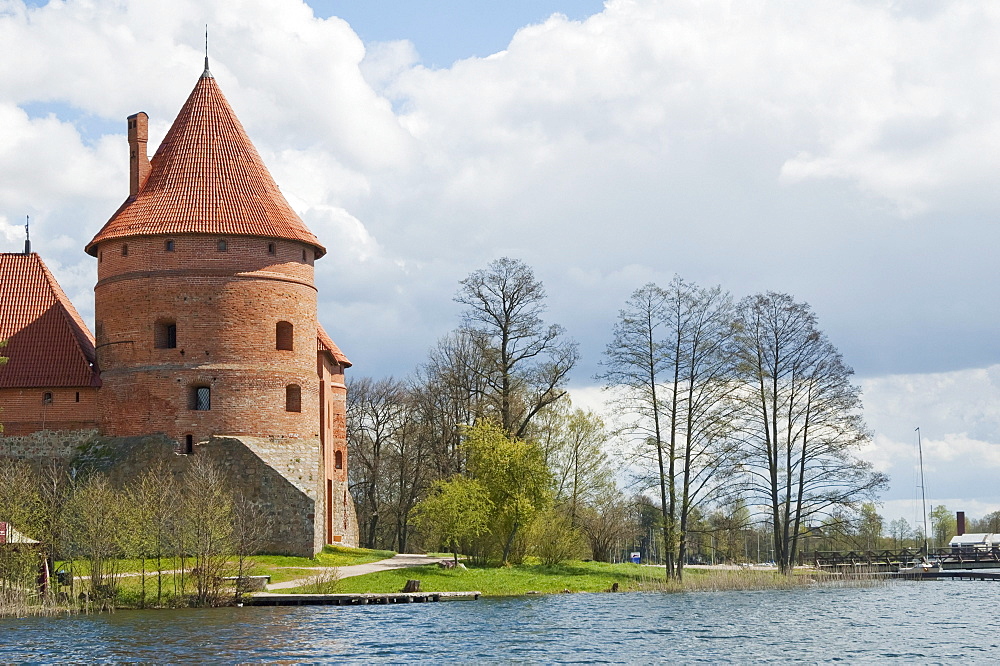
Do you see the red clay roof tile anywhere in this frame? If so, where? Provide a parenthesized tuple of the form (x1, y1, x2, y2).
(0, 253, 101, 388)
(86, 71, 325, 257)
(317, 324, 352, 368)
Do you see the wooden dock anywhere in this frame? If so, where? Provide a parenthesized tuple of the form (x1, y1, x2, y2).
(248, 591, 482, 606)
(896, 571, 1000, 582)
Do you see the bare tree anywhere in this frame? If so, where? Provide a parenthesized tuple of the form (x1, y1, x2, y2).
(455, 257, 578, 438)
(599, 278, 739, 579)
(231, 491, 271, 603)
(414, 330, 491, 477)
(66, 475, 129, 603)
(347, 376, 411, 549)
(598, 283, 674, 574)
(579, 489, 639, 562)
(733, 292, 887, 573)
(181, 457, 233, 606)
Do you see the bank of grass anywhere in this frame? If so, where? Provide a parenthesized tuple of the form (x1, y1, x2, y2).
(279, 560, 883, 597)
(29, 545, 399, 611)
(56, 545, 394, 580)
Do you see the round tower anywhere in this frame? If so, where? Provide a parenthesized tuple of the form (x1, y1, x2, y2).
(86, 66, 327, 448)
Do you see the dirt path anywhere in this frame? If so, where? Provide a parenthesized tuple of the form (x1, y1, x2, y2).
(266, 554, 450, 590)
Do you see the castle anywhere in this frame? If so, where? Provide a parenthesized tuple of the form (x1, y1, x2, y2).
(0, 62, 357, 555)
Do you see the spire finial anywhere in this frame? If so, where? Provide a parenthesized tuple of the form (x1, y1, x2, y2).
(202, 25, 212, 77)
(24, 215, 31, 254)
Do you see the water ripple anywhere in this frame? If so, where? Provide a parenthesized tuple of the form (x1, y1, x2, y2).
(3, 582, 999, 663)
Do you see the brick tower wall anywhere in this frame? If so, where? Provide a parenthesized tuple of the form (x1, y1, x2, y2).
(93, 234, 320, 444)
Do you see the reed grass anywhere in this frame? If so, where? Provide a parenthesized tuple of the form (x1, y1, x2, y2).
(627, 566, 889, 593)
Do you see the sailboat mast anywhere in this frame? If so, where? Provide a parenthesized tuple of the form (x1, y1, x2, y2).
(916, 427, 928, 554)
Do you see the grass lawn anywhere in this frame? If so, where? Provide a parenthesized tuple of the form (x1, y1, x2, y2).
(251, 545, 396, 569)
(280, 560, 688, 596)
(57, 545, 394, 578)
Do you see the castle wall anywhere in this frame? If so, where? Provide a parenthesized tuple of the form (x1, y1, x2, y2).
(0, 387, 99, 437)
(0, 433, 336, 556)
(319, 354, 354, 545)
(0, 428, 98, 459)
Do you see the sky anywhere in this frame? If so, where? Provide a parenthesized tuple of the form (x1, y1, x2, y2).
(2, 0, 999, 527)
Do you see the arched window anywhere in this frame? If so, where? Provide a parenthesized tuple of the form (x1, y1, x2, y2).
(155, 319, 177, 349)
(190, 386, 211, 411)
(217, 239, 228, 252)
(286, 384, 301, 412)
(43, 392, 53, 404)
(335, 450, 343, 470)
(276, 321, 293, 350)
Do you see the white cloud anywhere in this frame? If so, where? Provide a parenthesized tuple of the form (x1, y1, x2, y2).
(3, 0, 1000, 518)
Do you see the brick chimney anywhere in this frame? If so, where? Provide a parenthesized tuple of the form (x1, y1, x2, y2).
(127, 112, 150, 197)
(957, 511, 966, 536)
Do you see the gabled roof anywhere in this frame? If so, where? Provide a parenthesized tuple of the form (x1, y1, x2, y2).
(318, 324, 352, 368)
(86, 69, 325, 257)
(0, 253, 101, 388)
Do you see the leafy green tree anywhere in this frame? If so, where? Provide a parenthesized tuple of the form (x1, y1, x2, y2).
(463, 420, 552, 564)
(975, 510, 1000, 534)
(530, 402, 615, 525)
(930, 505, 955, 549)
(528, 508, 587, 565)
(856, 503, 884, 551)
(888, 518, 912, 550)
(412, 476, 492, 564)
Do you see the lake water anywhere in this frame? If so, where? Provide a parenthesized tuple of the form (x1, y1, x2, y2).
(2, 581, 998, 663)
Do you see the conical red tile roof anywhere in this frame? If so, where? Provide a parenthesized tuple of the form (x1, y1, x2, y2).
(0, 253, 101, 388)
(86, 70, 324, 257)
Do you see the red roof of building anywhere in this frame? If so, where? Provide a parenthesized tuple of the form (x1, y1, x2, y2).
(317, 324, 352, 368)
(86, 69, 325, 257)
(0, 253, 101, 388)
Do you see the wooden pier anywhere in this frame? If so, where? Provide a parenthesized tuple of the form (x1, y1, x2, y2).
(896, 571, 1000, 582)
(248, 591, 482, 606)
(814, 548, 1000, 572)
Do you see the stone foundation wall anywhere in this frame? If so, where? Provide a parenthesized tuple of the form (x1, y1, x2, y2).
(0, 429, 99, 460)
(0, 432, 359, 556)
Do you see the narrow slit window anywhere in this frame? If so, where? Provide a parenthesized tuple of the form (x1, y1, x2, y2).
(286, 384, 302, 412)
(165, 239, 175, 252)
(122, 244, 129, 256)
(75, 391, 80, 403)
(335, 450, 343, 470)
(276, 321, 293, 350)
(267, 242, 276, 255)
(184, 435, 194, 454)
